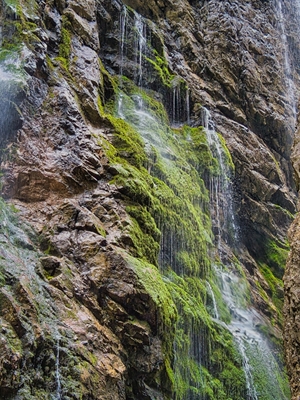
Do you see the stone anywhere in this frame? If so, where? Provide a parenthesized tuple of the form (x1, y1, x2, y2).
(0, 0, 299, 398)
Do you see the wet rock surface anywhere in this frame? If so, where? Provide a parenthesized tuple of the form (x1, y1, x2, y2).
(284, 212, 300, 400)
(284, 115, 300, 400)
(0, 0, 299, 398)
(99, 0, 298, 264)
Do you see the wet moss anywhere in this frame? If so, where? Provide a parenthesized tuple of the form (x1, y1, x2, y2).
(145, 49, 175, 88)
(91, 71, 252, 398)
(162, 269, 247, 400)
(106, 114, 147, 168)
(2, 0, 39, 52)
(265, 239, 289, 279)
(207, 279, 231, 324)
(55, 15, 72, 71)
(244, 340, 290, 400)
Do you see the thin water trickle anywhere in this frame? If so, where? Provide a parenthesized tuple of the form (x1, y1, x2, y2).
(276, 0, 297, 124)
(235, 337, 259, 400)
(171, 80, 191, 126)
(133, 12, 146, 87)
(119, 5, 127, 80)
(201, 106, 239, 250)
(201, 107, 224, 171)
(186, 88, 190, 125)
(206, 281, 219, 319)
(172, 84, 181, 125)
(55, 334, 62, 400)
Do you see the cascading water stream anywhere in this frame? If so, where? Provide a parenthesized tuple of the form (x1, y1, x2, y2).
(275, 0, 297, 125)
(117, 6, 191, 127)
(212, 265, 290, 400)
(204, 107, 290, 399)
(133, 12, 146, 87)
(201, 107, 224, 250)
(114, 6, 290, 399)
(201, 107, 238, 252)
(214, 268, 259, 400)
(119, 5, 127, 81)
(117, 7, 148, 117)
(206, 281, 219, 320)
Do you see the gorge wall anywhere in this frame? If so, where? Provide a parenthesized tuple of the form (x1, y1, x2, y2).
(0, 0, 300, 399)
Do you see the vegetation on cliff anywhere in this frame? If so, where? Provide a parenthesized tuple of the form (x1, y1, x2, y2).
(0, 0, 296, 398)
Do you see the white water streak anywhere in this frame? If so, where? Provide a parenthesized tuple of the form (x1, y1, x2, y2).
(55, 335, 62, 400)
(276, 0, 297, 123)
(119, 5, 127, 79)
(134, 12, 146, 87)
(206, 281, 219, 319)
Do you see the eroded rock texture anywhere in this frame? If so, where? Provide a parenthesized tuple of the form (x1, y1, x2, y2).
(284, 114, 300, 400)
(0, 0, 299, 398)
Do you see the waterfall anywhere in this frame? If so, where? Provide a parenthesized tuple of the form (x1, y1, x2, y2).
(118, 6, 147, 87)
(119, 5, 127, 80)
(201, 107, 238, 251)
(186, 88, 190, 125)
(117, 7, 148, 116)
(236, 338, 259, 400)
(112, 7, 289, 399)
(206, 281, 219, 319)
(201, 106, 225, 250)
(117, 6, 191, 127)
(133, 12, 146, 87)
(214, 267, 258, 400)
(203, 107, 289, 399)
(213, 266, 289, 400)
(275, 0, 297, 125)
(171, 80, 191, 126)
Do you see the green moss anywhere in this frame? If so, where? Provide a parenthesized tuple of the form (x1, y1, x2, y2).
(258, 262, 284, 323)
(57, 16, 72, 68)
(207, 279, 231, 324)
(244, 340, 291, 400)
(217, 133, 235, 171)
(92, 78, 248, 396)
(126, 254, 177, 326)
(145, 50, 175, 87)
(97, 94, 105, 117)
(106, 114, 147, 168)
(160, 270, 247, 400)
(265, 239, 289, 279)
(2, 0, 39, 48)
(92, 69, 290, 399)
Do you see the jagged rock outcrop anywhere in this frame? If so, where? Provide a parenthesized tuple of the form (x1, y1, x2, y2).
(0, 0, 299, 398)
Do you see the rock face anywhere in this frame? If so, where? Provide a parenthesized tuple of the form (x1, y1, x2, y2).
(284, 114, 300, 400)
(284, 212, 300, 400)
(0, 0, 299, 398)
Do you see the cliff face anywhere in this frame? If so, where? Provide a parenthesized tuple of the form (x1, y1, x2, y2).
(284, 115, 300, 399)
(0, 0, 299, 399)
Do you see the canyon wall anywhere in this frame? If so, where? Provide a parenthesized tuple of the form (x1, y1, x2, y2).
(0, 0, 299, 399)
